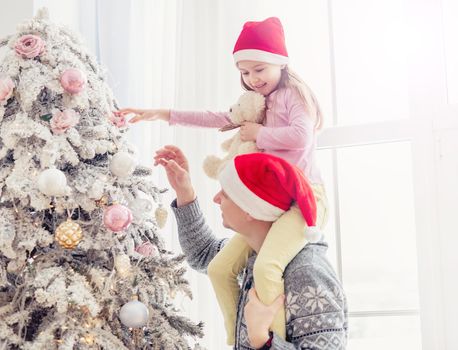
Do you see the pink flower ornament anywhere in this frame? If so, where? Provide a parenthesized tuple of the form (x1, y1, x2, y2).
(135, 241, 159, 257)
(103, 204, 133, 232)
(50, 109, 80, 134)
(0, 75, 14, 103)
(109, 112, 128, 128)
(15, 34, 45, 59)
(60, 68, 87, 94)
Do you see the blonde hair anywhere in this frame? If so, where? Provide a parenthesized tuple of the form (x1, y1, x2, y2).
(240, 66, 324, 130)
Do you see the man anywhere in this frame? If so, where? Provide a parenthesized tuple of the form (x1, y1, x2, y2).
(155, 145, 347, 349)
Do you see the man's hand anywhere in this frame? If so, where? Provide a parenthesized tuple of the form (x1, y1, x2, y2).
(154, 145, 196, 206)
(240, 122, 262, 142)
(115, 108, 170, 123)
(244, 288, 285, 348)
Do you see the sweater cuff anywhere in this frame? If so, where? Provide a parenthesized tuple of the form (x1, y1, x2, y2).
(170, 198, 203, 224)
(169, 109, 179, 125)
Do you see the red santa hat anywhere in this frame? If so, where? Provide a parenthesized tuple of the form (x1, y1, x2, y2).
(218, 153, 321, 242)
(233, 17, 289, 65)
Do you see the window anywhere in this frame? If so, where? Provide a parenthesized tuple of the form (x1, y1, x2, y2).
(313, 0, 423, 348)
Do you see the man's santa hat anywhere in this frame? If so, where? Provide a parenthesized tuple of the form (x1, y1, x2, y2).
(218, 153, 321, 242)
(233, 17, 289, 65)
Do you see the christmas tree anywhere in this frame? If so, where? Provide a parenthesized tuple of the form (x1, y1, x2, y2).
(0, 9, 203, 349)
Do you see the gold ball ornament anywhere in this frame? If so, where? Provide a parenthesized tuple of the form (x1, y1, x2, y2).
(95, 195, 108, 208)
(155, 206, 168, 229)
(55, 219, 83, 249)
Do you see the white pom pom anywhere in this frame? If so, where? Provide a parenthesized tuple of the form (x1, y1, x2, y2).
(37, 168, 68, 196)
(202, 155, 221, 179)
(110, 151, 137, 178)
(305, 226, 322, 243)
(119, 300, 149, 328)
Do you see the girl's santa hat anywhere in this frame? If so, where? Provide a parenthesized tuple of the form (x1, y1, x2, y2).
(233, 17, 289, 65)
(218, 153, 321, 242)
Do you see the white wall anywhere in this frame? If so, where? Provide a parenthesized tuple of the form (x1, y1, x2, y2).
(33, 0, 80, 30)
(0, 0, 33, 38)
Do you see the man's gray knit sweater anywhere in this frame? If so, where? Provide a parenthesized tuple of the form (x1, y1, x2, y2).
(171, 199, 348, 349)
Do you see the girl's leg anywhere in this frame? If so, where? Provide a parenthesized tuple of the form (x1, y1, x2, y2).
(253, 184, 329, 338)
(254, 205, 306, 339)
(311, 183, 329, 229)
(207, 233, 252, 345)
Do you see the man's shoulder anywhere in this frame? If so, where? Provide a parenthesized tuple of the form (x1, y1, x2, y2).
(283, 242, 334, 280)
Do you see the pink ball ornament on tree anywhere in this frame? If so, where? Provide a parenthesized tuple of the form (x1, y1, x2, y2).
(60, 68, 87, 94)
(135, 241, 159, 257)
(0, 74, 15, 103)
(103, 204, 133, 232)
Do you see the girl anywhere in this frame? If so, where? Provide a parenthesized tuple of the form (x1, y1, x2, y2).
(117, 17, 328, 346)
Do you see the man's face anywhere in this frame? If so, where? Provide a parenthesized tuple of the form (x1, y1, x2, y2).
(213, 189, 249, 231)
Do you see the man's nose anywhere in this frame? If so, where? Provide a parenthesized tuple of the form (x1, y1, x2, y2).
(213, 191, 222, 204)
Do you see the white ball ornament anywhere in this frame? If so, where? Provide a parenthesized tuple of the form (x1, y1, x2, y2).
(37, 168, 68, 196)
(110, 152, 137, 178)
(129, 197, 153, 221)
(119, 300, 149, 328)
(305, 226, 322, 243)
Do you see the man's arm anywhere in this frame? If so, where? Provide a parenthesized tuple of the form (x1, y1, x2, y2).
(154, 145, 227, 273)
(171, 198, 226, 273)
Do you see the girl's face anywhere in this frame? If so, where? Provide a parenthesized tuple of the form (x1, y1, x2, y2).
(237, 60, 284, 96)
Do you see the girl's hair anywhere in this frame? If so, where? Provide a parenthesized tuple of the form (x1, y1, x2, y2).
(241, 66, 323, 130)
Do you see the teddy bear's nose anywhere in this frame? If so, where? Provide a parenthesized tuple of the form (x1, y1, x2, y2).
(229, 108, 233, 113)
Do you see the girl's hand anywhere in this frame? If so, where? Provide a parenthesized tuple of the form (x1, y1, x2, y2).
(115, 108, 171, 123)
(240, 122, 262, 142)
(244, 288, 285, 348)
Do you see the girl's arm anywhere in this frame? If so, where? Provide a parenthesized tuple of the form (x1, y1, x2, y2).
(170, 110, 231, 128)
(117, 108, 231, 128)
(256, 90, 316, 151)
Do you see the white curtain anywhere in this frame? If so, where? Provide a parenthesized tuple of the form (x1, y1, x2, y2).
(74, 1, 332, 348)
(76, 1, 271, 348)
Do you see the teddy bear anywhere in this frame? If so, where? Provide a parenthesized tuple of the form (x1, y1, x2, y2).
(203, 91, 266, 179)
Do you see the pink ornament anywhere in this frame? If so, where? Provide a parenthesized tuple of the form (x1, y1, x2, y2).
(60, 68, 87, 94)
(15, 34, 45, 59)
(135, 241, 159, 257)
(0, 75, 14, 102)
(50, 109, 80, 134)
(103, 204, 133, 232)
(109, 112, 128, 128)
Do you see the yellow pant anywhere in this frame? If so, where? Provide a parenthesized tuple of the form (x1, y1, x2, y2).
(207, 184, 328, 345)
